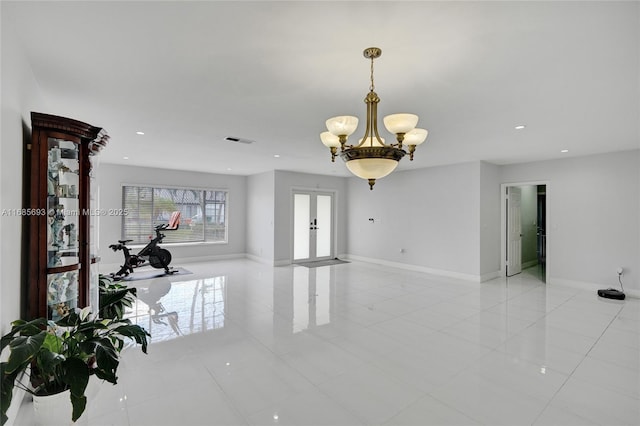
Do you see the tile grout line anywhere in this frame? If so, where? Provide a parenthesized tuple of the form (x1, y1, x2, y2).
(528, 297, 625, 425)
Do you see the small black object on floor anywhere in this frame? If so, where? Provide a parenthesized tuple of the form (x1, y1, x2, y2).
(597, 288, 625, 300)
(116, 267, 192, 282)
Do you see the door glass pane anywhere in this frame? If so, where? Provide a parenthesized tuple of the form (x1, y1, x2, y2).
(293, 194, 310, 260)
(316, 195, 332, 258)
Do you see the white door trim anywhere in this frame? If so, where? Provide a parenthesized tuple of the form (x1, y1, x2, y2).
(500, 181, 550, 283)
(290, 188, 337, 263)
(506, 186, 523, 276)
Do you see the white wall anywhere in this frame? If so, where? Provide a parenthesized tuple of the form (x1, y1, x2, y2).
(246, 171, 275, 264)
(346, 162, 483, 279)
(96, 164, 247, 270)
(0, 13, 49, 425)
(501, 150, 640, 291)
(479, 161, 501, 278)
(273, 171, 348, 265)
(0, 14, 48, 333)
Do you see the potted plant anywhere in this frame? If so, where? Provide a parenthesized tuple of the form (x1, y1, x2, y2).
(0, 308, 149, 425)
(98, 274, 137, 320)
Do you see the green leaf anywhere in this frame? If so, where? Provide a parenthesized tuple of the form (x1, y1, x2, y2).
(36, 348, 65, 377)
(114, 324, 150, 354)
(41, 332, 63, 353)
(91, 338, 120, 384)
(79, 307, 93, 321)
(99, 286, 136, 320)
(1, 318, 47, 352)
(4, 332, 46, 374)
(62, 358, 89, 398)
(1, 363, 21, 426)
(55, 311, 81, 327)
(62, 358, 89, 421)
(69, 393, 87, 422)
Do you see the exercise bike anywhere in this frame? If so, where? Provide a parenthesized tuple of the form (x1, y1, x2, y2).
(109, 211, 181, 278)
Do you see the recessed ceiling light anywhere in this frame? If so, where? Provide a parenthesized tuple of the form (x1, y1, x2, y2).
(136, 131, 144, 135)
(515, 125, 526, 130)
(123, 156, 129, 160)
(226, 168, 232, 171)
(274, 154, 280, 158)
(561, 149, 569, 153)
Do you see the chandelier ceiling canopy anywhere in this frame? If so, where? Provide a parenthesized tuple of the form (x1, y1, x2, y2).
(321, 47, 428, 190)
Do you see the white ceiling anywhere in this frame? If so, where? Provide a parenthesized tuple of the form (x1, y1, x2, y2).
(4, 1, 639, 177)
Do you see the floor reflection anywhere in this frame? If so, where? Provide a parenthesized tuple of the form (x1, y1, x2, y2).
(126, 275, 226, 342)
(292, 266, 332, 333)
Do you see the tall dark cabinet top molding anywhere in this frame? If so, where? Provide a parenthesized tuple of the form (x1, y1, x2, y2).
(30, 112, 109, 154)
(26, 112, 109, 320)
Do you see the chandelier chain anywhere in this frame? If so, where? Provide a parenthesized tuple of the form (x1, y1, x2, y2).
(369, 56, 375, 92)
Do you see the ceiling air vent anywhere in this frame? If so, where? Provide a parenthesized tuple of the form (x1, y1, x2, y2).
(225, 136, 254, 144)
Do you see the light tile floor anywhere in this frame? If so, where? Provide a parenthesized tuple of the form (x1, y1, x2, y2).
(14, 259, 640, 425)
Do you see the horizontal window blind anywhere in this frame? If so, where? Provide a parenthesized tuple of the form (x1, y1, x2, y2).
(122, 185, 228, 244)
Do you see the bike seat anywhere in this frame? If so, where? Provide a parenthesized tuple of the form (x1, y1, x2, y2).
(155, 212, 181, 231)
(118, 239, 133, 244)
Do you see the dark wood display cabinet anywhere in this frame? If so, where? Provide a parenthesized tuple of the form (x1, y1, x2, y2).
(25, 112, 108, 320)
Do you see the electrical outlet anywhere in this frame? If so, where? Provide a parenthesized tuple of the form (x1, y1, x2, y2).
(617, 267, 624, 275)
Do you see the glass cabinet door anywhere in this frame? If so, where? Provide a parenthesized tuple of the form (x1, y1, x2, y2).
(46, 137, 80, 319)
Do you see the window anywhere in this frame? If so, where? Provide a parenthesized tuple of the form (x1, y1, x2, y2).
(122, 185, 227, 244)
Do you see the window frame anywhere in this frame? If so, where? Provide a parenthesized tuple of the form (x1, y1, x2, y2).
(120, 183, 229, 245)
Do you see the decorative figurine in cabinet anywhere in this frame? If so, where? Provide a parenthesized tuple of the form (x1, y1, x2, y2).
(25, 112, 108, 320)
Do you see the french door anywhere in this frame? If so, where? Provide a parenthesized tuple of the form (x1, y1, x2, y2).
(293, 191, 334, 262)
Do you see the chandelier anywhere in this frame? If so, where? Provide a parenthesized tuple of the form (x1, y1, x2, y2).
(321, 47, 428, 190)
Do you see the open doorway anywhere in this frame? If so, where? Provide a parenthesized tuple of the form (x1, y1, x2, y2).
(501, 182, 548, 283)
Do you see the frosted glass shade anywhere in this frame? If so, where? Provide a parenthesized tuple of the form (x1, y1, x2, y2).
(320, 132, 341, 148)
(326, 116, 359, 136)
(383, 113, 418, 134)
(358, 136, 385, 147)
(403, 128, 428, 146)
(345, 158, 398, 180)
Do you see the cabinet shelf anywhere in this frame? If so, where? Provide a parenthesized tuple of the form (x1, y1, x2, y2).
(46, 263, 81, 273)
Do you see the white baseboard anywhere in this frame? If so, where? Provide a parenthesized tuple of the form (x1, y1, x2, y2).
(245, 253, 271, 265)
(100, 253, 246, 274)
(174, 253, 246, 265)
(480, 270, 501, 282)
(550, 277, 640, 299)
(522, 260, 538, 269)
(344, 254, 488, 282)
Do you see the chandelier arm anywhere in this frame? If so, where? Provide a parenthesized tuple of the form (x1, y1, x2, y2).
(408, 145, 416, 160)
(371, 101, 386, 147)
(338, 135, 348, 150)
(357, 94, 373, 148)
